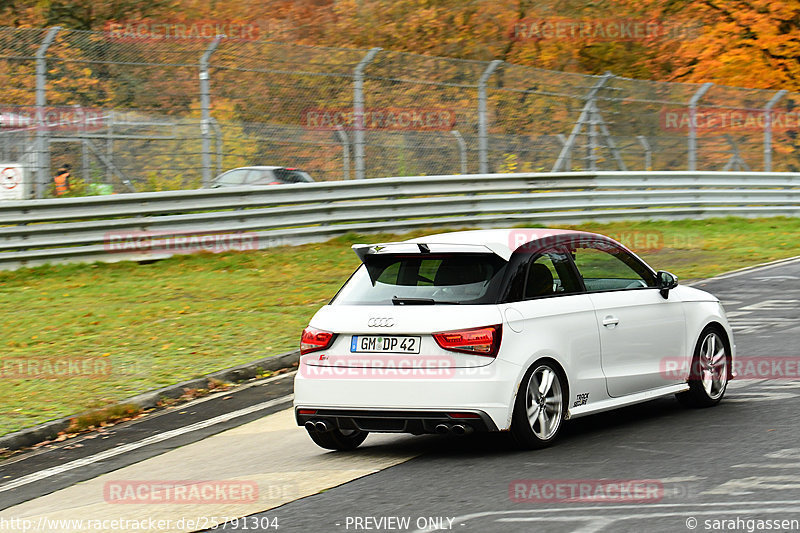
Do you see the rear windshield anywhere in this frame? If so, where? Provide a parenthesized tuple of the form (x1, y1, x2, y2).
(273, 169, 313, 183)
(331, 254, 507, 305)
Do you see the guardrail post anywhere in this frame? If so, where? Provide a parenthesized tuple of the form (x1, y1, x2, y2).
(450, 130, 467, 174)
(200, 36, 222, 188)
(763, 89, 787, 172)
(687, 82, 713, 171)
(353, 47, 381, 180)
(335, 126, 351, 180)
(478, 60, 502, 174)
(34, 26, 61, 198)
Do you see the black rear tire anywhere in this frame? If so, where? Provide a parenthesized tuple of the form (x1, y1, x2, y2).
(510, 361, 566, 449)
(307, 428, 368, 451)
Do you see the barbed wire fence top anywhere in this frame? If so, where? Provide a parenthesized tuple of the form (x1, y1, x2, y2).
(0, 25, 798, 199)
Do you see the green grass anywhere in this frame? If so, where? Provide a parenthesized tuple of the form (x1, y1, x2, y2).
(0, 217, 798, 437)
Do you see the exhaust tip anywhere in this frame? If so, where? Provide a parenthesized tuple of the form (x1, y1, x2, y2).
(451, 424, 473, 435)
(315, 420, 330, 432)
(304, 421, 317, 432)
(434, 423, 451, 434)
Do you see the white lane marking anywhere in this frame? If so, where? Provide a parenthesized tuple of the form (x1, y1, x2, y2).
(767, 448, 800, 459)
(0, 371, 298, 470)
(143, 370, 297, 412)
(732, 463, 800, 469)
(739, 299, 800, 311)
(703, 475, 800, 495)
(687, 255, 800, 285)
(732, 448, 800, 469)
(0, 394, 293, 494)
(726, 390, 798, 403)
(728, 378, 765, 389)
(571, 518, 613, 533)
(413, 501, 800, 533)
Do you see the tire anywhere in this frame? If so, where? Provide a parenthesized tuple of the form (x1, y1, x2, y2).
(307, 427, 368, 451)
(510, 361, 566, 449)
(677, 326, 730, 408)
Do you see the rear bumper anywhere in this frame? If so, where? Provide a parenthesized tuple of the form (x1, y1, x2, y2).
(295, 408, 498, 434)
(293, 356, 522, 432)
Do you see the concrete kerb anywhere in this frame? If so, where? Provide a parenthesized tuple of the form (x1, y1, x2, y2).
(0, 350, 300, 452)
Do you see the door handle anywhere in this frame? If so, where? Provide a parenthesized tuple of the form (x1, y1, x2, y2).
(602, 315, 620, 328)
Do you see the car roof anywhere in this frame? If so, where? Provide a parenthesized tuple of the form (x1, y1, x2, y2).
(220, 166, 285, 172)
(353, 228, 612, 262)
(415, 228, 610, 256)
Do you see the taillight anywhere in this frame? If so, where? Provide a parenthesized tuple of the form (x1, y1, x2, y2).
(432, 324, 502, 358)
(448, 412, 481, 419)
(300, 326, 336, 355)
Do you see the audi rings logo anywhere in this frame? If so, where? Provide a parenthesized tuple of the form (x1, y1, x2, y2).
(367, 317, 395, 327)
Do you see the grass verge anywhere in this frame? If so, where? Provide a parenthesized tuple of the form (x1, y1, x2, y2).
(0, 216, 797, 436)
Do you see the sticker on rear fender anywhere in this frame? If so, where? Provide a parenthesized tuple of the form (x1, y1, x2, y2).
(350, 335, 421, 354)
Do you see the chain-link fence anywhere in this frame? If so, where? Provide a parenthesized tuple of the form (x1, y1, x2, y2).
(1, 25, 799, 199)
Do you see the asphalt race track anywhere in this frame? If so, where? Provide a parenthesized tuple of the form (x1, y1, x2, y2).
(1, 256, 798, 533)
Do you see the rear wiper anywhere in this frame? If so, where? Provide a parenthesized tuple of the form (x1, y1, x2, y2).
(391, 297, 459, 305)
(392, 297, 435, 305)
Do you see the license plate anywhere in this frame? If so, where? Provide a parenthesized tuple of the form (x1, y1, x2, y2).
(350, 335, 421, 354)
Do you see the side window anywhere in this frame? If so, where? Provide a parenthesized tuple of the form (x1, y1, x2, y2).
(571, 242, 655, 292)
(507, 249, 582, 301)
(250, 170, 275, 184)
(218, 169, 248, 185)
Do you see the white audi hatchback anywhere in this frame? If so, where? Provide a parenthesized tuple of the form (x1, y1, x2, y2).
(294, 229, 735, 450)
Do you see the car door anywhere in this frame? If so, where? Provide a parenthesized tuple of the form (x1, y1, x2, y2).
(567, 240, 686, 397)
(500, 248, 606, 406)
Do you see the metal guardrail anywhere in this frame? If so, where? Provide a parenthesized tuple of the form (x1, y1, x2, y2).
(1, 171, 798, 270)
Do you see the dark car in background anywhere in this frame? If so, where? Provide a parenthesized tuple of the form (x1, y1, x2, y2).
(211, 166, 314, 188)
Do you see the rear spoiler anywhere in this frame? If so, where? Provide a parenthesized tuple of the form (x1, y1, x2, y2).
(352, 242, 512, 263)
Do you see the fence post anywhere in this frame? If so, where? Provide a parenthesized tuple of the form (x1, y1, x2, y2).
(34, 26, 61, 198)
(478, 60, 502, 174)
(637, 135, 652, 171)
(450, 130, 468, 174)
(687, 82, 713, 171)
(335, 126, 351, 180)
(105, 110, 115, 186)
(208, 117, 223, 176)
(763, 89, 787, 172)
(200, 36, 222, 188)
(353, 47, 381, 180)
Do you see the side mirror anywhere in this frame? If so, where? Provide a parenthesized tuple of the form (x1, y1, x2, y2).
(656, 270, 678, 299)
